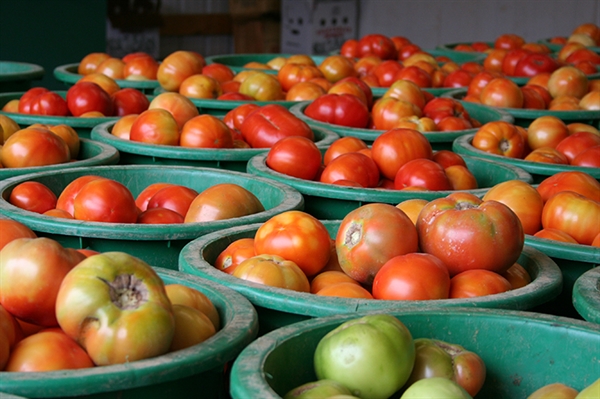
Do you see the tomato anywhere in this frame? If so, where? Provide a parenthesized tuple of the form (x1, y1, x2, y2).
(323, 136, 368, 166)
(202, 63, 235, 83)
(417, 192, 524, 276)
(320, 152, 380, 188)
(79, 73, 120, 96)
(354, 56, 383, 78)
(8, 181, 57, 214)
(466, 71, 503, 98)
(423, 97, 469, 124)
(316, 281, 374, 299)
(49, 124, 80, 159)
(310, 270, 360, 294)
(0, 237, 85, 326)
(372, 60, 404, 87)
(277, 63, 324, 92)
(571, 145, 600, 168)
(31, 91, 70, 116)
(336, 203, 418, 284)
(402, 377, 472, 399)
(340, 39, 360, 58)
(284, 380, 353, 398)
(136, 207, 184, 224)
(0, 114, 20, 143)
(111, 88, 150, 116)
(66, 81, 114, 116)
(55, 252, 174, 365)
(527, 383, 579, 399)
(527, 115, 569, 150)
(95, 57, 125, 80)
(110, 114, 137, 140)
(168, 304, 216, 351)
(371, 128, 433, 181)
(442, 69, 473, 88)
(449, 269, 512, 298)
(314, 314, 415, 399)
(327, 79, 368, 106)
(501, 49, 532, 76)
(18, 87, 50, 114)
(239, 72, 284, 101)
(56, 175, 106, 216)
(396, 198, 428, 225)
(555, 131, 600, 162)
(1, 127, 71, 168)
(537, 171, 600, 203)
(542, 191, 600, 245)
(358, 34, 398, 60)
(432, 150, 467, 169)
(266, 136, 322, 180)
(180, 114, 234, 149)
(0, 219, 36, 251)
(479, 77, 524, 108)
(223, 103, 260, 131)
(78, 52, 110, 75)
(394, 158, 453, 191)
(214, 238, 256, 275)
(547, 66, 589, 99)
(184, 183, 264, 223)
(123, 54, 159, 80)
(502, 262, 531, 289)
(398, 44, 422, 61)
(148, 92, 199, 130)
(383, 79, 426, 110)
(494, 33, 525, 50)
(179, 74, 222, 99)
(521, 85, 547, 109)
(407, 338, 486, 397)
(0, 304, 23, 356)
(471, 121, 526, 158)
(232, 254, 310, 292)
(372, 253, 450, 300)
(157, 50, 206, 92)
(165, 283, 220, 330)
(254, 211, 330, 277)
(134, 182, 174, 212)
(513, 53, 559, 77)
(73, 178, 139, 223)
(285, 81, 326, 101)
(304, 93, 370, 128)
(5, 328, 94, 371)
(145, 184, 198, 217)
(241, 104, 314, 148)
(130, 108, 180, 146)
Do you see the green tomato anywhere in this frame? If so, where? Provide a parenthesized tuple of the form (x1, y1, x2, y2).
(401, 377, 473, 399)
(314, 314, 415, 399)
(284, 379, 352, 399)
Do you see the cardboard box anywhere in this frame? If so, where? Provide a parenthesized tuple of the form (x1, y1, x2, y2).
(281, 0, 357, 55)
(233, 17, 281, 53)
(229, 0, 280, 17)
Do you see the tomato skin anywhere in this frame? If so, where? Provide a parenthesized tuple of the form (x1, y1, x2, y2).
(8, 181, 57, 214)
(56, 175, 106, 216)
(215, 238, 256, 275)
(241, 104, 314, 148)
(372, 253, 450, 300)
(73, 178, 139, 223)
(232, 254, 310, 292)
(34, 91, 70, 116)
(146, 184, 198, 218)
(323, 136, 368, 166)
(130, 108, 180, 146)
(371, 128, 433, 181)
(310, 270, 360, 294)
(417, 193, 524, 276)
(111, 88, 150, 116)
(358, 34, 398, 60)
(479, 77, 524, 109)
(571, 145, 600, 168)
(180, 114, 234, 149)
(449, 269, 512, 298)
(254, 211, 330, 277)
(502, 262, 531, 289)
(184, 184, 264, 223)
(223, 103, 260, 131)
(137, 207, 185, 224)
(157, 50, 206, 92)
(320, 152, 380, 188)
(536, 171, 600, 203)
(304, 93, 370, 128)
(165, 283, 220, 330)
(0, 219, 37, 251)
(542, 191, 600, 245)
(266, 136, 322, 180)
(66, 81, 114, 117)
(1, 127, 71, 168)
(471, 121, 525, 158)
(513, 52, 559, 77)
(336, 203, 419, 284)
(394, 158, 452, 191)
(277, 62, 324, 91)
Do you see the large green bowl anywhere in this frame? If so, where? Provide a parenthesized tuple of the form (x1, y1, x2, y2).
(573, 266, 600, 324)
(0, 61, 44, 93)
(0, 267, 258, 399)
(53, 63, 160, 94)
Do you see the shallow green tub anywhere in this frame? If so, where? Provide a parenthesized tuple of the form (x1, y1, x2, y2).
(574, 266, 600, 324)
(0, 61, 44, 93)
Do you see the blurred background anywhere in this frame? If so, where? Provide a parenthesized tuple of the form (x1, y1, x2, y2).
(1, 0, 598, 89)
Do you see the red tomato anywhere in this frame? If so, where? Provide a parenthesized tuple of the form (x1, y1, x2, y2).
(521, 86, 547, 110)
(555, 131, 600, 162)
(542, 191, 600, 245)
(336, 203, 419, 284)
(73, 178, 139, 223)
(536, 171, 600, 203)
(254, 211, 331, 277)
(467, 71, 504, 99)
(323, 136, 368, 166)
(1, 127, 71, 168)
(494, 33, 525, 50)
(471, 121, 526, 158)
(547, 66, 589, 99)
(179, 74, 222, 99)
(56, 175, 106, 216)
(0, 219, 37, 251)
(147, 184, 199, 217)
(320, 152, 380, 188)
(432, 150, 467, 169)
(442, 70, 473, 88)
(417, 192, 524, 276)
(340, 39, 360, 58)
(266, 136, 322, 180)
(304, 93, 370, 128)
(33, 91, 69, 116)
(422, 97, 470, 125)
(111, 88, 150, 116)
(223, 103, 261, 131)
(180, 114, 234, 149)
(571, 145, 600, 168)
(134, 182, 175, 212)
(358, 34, 398, 60)
(202, 63, 235, 83)
(148, 92, 199, 130)
(501, 49, 532, 76)
(534, 228, 579, 244)
(215, 238, 256, 275)
(78, 52, 110, 75)
(130, 108, 180, 146)
(18, 87, 50, 114)
(449, 269, 512, 298)
(445, 164, 478, 190)
(372, 60, 404, 87)
(241, 104, 314, 148)
(277, 63, 324, 91)
(479, 78, 524, 108)
(526, 116, 569, 150)
(218, 92, 254, 101)
(8, 181, 57, 214)
(371, 128, 433, 181)
(524, 147, 569, 164)
(137, 207, 185, 224)
(184, 184, 264, 223)
(513, 53, 559, 77)
(372, 253, 450, 300)
(394, 158, 452, 191)
(123, 54, 159, 80)
(66, 81, 114, 117)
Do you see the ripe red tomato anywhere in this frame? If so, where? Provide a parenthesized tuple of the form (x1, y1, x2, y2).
(180, 114, 234, 149)
(442, 70, 473, 88)
(130, 108, 180, 146)
(184, 183, 264, 223)
(202, 63, 235, 83)
(542, 191, 600, 245)
(134, 182, 175, 212)
(571, 145, 600, 168)
(372, 253, 450, 300)
(66, 81, 114, 116)
(536, 171, 600, 203)
(8, 181, 57, 214)
(123, 54, 159, 80)
(73, 178, 139, 223)
(513, 53, 559, 77)
(555, 131, 600, 162)
(277, 63, 324, 91)
(266, 136, 322, 180)
(372, 60, 404, 87)
(0, 219, 37, 251)
(33, 91, 69, 116)
(471, 121, 526, 158)
(371, 128, 433, 181)
(394, 158, 452, 191)
(479, 78, 524, 108)
(215, 238, 256, 275)
(501, 49, 531, 76)
(304, 93, 370, 128)
(431, 150, 467, 169)
(449, 269, 512, 298)
(241, 104, 314, 148)
(148, 92, 199, 130)
(147, 184, 199, 217)
(494, 33, 525, 50)
(137, 207, 185, 224)
(336, 203, 419, 284)
(1, 127, 71, 168)
(320, 152, 380, 188)
(340, 39, 360, 58)
(358, 34, 397, 60)
(223, 103, 261, 131)
(56, 175, 106, 216)
(18, 87, 50, 114)
(111, 88, 150, 116)
(526, 116, 569, 150)
(323, 136, 368, 166)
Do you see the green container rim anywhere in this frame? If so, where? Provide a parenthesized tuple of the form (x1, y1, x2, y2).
(0, 61, 45, 83)
(179, 220, 563, 316)
(289, 100, 514, 144)
(0, 267, 258, 398)
(328, 48, 487, 64)
(204, 54, 327, 75)
(0, 165, 304, 240)
(453, 133, 600, 179)
(247, 152, 532, 202)
(228, 307, 600, 399)
(524, 235, 600, 264)
(0, 91, 119, 128)
(573, 266, 600, 323)
(0, 138, 119, 180)
(53, 63, 161, 90)
(91, 121, 338, 161)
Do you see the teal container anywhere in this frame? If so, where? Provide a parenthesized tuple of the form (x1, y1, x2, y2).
(247, 152, 532, 219)
(0, 138, 119, 180)
(453, 133, 600, 183)
(290, 100, 514, 149)
(204, 54, 326, 75)
(179, 220, 562, 335)
(53, 63, 160, 94)
(0, 91, 119, 139)
(573, 266, 600, 323)
(0, 61, 44, 93)
(0, 165, 303, 270)
(445, 88, 600, 128)
(90, 121, 338, 173)
(0, 267, 259, 399)
(229, 307, 600, 399)
(526, 235, 600, 319)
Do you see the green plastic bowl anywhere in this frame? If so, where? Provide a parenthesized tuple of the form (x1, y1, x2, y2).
(90, 121, 338, 173)
(229, 307, 600, 399)
(0, 267, 258, 399)
(573, 266, 600, 323)
(445, 88, 600, 128)
(0, 165, 303, 270)
(290, 100, 514, 149)
(453, 133, 600, 183)
(53, 63, 160, 94)
(0, 62, 44, 93)
(247, 152, 532, 219)
(204, 53, 326, 75)
(179, 220, 562, 335)
(0, 91, 119, 139)
(0, 138, 119, 180)
(525, 235, 600, 319)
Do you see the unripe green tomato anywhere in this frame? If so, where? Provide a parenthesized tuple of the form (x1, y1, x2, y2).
(284, 379, 353, 399)
(401, 377, 472, 399)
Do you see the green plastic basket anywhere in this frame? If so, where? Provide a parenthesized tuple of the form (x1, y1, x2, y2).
(229, 307, 600, 399)
(452, 133, 600, 183)
(0, 165, 303, 270)
(0, 267, 258, 399)
(444, 88, 600, 128)
(573, 266, 600, 324)
(90, 121, 338, 173)
(0, 62, 44, 93)
(204, 53, 326, 75)
(247, 152, 532, 219)
(0, 91, 119, 139)
(0, 138, 119, 180)
(525, 235, 600, 319)
(179, 220, 562, 335)
(53, 63, 160, 94)
(290, 100, 514, 149)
